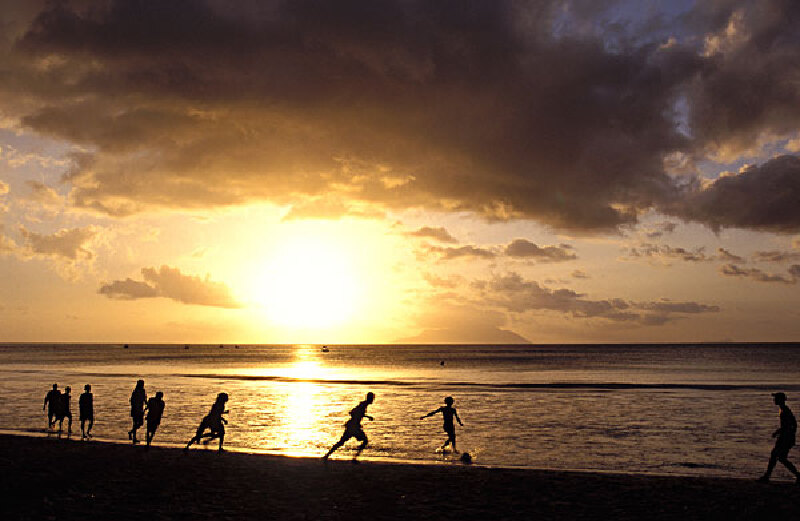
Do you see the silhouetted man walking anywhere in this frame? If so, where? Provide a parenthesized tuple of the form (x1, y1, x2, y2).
(57, 386, 72, 434)
(758, 392, 800, 484)
(128, 380, 146, 444)
(323, 392, 375, 462)
(145, 391, 165, 448)
(43, 384, 60, 429)
(79, 384, 94, 439)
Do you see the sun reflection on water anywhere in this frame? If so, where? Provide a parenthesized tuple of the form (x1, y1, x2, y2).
(267, 346, 340, 456)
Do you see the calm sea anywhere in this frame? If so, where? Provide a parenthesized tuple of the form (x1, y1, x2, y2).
(1, 343, 799, 479)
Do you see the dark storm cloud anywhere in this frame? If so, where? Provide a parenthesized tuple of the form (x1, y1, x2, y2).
(2, 0, 800, 231)
(474, 272, 719, 325)
(669, 156, 800, 232)
(98, 265, 241, 308)
(504, 239, 576, 261)
(685, 0, 800, 159)
(0, 0, 695, 228)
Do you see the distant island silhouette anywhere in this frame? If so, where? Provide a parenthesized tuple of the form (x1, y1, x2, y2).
(397, 327, 530, 344)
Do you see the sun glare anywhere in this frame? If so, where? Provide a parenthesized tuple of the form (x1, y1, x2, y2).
(254, 233, 363, 329)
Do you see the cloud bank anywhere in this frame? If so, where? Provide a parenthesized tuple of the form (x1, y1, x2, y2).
(1, 0, 799, 231)
(99, 265, 241, 308)
(474, 272, 719, 326)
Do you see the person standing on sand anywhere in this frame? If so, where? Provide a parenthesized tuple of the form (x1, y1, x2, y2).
(145, 391, 165, 448)
(323, 392, 375, 462)
(128, 380, 147, 444)
(43, 384, 61, 429)
(185, 393, 229, 452)
(79, 384, 94, 439)
(758, 392, 800, 484)
(420, 396, 464, 453)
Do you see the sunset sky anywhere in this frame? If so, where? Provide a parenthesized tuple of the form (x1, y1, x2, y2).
(1, 0, 799, 344)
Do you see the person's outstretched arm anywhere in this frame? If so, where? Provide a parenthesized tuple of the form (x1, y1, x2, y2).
(455, 410, 463, 426)
(419, 408, 439, 420)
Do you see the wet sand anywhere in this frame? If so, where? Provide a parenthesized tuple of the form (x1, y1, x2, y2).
(1, 434, 798, 520)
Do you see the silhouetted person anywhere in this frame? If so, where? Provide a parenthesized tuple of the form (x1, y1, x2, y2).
(145, 391, 165, 448)
(128, 380, 147, 443)
(43, 384, 61, 429)
(56, 386, 72, 434)
(758, 392, 800, 484)
(185, 393, 229, 452)
(79, 384, 94, 439)
(420, 396, 463, 453)
(323, 392, 375, 462)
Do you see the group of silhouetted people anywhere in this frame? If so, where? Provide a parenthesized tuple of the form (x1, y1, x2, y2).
(126, 379, 168, 447)
(44, 379, 222, 450)
(43, 383, 94, 439)
(43, 380, 798, 478)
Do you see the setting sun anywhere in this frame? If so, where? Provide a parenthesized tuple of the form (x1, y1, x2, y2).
(253, 233, 363, 330)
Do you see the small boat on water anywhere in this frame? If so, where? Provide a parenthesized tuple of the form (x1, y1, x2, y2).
(321, 346, 330, 353)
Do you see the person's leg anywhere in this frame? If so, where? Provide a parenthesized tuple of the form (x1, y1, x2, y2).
(87, 418, 93, 436)
(133, 416, 143, 442)
(81, 419, 86, 438)
(66, 412, 72, 433)
(353, 431, 368, 460)
(218, 425, 225, 451)
(323, 432, 350, 459)
(778, 455, 800, 477)
(186, 423, 206, 449)
(761, 447, 781, 480)
(449, 430, 458, 453)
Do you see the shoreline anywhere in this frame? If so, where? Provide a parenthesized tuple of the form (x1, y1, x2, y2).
(2, 433, 799, 520)
(5, 428, 788, 482)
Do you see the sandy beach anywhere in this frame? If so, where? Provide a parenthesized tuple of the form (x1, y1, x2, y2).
(1, 434, 798, 520)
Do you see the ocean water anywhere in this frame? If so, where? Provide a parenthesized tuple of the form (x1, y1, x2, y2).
(1, 343, 799, 479)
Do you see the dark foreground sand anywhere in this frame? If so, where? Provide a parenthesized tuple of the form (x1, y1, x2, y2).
(1, 434, 798, 520)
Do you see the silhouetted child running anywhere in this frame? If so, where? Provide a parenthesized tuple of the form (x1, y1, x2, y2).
(56, 386, 73, 435)
(128, 380, 147, 444)
(43, 384, 61, 429)
(420, 396, 463, 453)
(79, 384, 93, 439)
(323, 392, 375, 462)
(758, 392, 800, 484)
(145, 391, 165, 448)
(185, 393, 229, 452)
